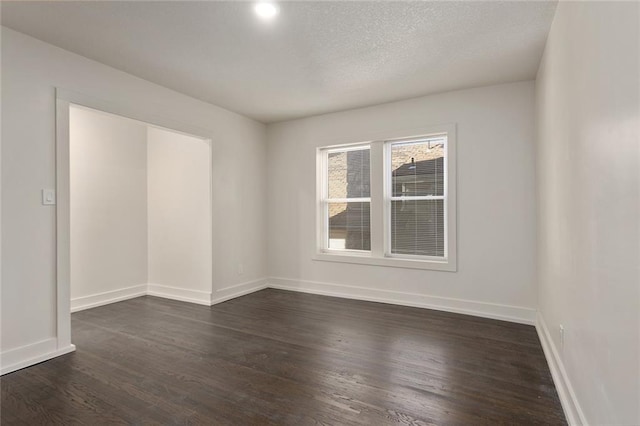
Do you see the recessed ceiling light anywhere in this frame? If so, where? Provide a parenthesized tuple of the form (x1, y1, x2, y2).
(254, 2, 279, 20)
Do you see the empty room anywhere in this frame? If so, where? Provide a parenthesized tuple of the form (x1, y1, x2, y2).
(1, 1, 638, 425)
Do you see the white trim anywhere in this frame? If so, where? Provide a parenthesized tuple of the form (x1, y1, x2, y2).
(1, 338, 76, 376)
(325, 144, 370, 153)
(316, 123, 457, 272)
(312, 252, 454, 271)
(383, 125, 456, 270)
(147, 284, 212, 306)
(212, 278, 269, 305)
(267, 277, 536, 325)
(2, 278, 269, 376)
(369, 142, 385, 257)
(70, 284, 148, 313)
(389, 195, 445, 201)
(385, 135, 447, 147)
(68, 279, 270, 312)
(323, 197, 371, 203)
(2, 280, 538, 376)
(536, 312, 587, 426)
(56, 97, 72, 351)
(317, 143, 372, 252)
(56, 89, 213, 140)
(316, 145, 325, 252)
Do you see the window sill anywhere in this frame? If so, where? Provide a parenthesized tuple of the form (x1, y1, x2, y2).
(312, 252, 457, 272)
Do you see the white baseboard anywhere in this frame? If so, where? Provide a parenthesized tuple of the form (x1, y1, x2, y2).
(1, 338, 76, 375)
(536, 312, 587, 426)
(70, 280, 267, 311)
(6, 278, 536, 377)
(2, 279, 263, 376)
(71, 284, 147, 312)
(267, 277, 536, 325)
(147, 283, 212, 306)
(212, 278, 268, 305)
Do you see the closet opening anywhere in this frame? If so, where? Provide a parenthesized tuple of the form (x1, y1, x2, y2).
(55, 94, 213, 351)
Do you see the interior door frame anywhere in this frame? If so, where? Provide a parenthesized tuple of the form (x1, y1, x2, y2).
(55, 88, 214, 350)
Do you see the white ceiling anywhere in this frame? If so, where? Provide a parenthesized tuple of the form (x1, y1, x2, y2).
(1, 1, 557, 123)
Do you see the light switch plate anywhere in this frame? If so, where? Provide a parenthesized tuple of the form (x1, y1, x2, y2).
(42, 189, 56, 205)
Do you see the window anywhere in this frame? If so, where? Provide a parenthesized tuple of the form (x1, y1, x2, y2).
(316, 125, 456, 271)
(321, 145, 371, 252)
(388, 137, 446, 259)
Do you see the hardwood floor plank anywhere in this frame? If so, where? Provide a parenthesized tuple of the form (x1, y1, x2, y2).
(1, 289, 566, 425)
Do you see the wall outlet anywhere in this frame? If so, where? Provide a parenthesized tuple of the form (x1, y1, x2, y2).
(237, 263, 244, 275)
(559, 324, 565, 351)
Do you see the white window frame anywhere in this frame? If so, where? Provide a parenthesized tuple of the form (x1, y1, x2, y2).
(384, 136, 448, 262)
(314, 124, 457, 272)
(318, 143, 371, 255)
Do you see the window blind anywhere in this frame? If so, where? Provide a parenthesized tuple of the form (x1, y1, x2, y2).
(389, 138, 446, 257)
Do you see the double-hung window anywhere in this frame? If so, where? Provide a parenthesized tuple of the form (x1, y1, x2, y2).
(387, 137, 446, 259)
(316, 125, 456, 271)
(320, 145, 371, 252)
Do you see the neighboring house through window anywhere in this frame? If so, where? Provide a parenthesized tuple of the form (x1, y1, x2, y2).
(325, 146, 371, 251)
(389, 138, 446, 258)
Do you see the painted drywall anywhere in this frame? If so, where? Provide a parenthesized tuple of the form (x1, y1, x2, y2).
(535, 2, 639, 424)
(69, 107, 213, 311)
(266, 81, 537, 322)
(147, 127, 212, 297)
(1, 27, 267, 360)
(70, 106, 148, 303)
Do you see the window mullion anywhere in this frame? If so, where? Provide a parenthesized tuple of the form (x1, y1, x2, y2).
(326, 197, 371, 203)
(369, 141, 385, 257)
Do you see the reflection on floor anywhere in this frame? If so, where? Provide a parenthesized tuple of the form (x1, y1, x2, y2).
(1, 289, 566, 425)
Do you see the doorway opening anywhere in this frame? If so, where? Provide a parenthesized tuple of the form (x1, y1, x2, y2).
(56, 91, 213, 352)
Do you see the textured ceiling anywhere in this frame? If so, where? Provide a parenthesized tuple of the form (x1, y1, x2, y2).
(1, 1, 557, 123)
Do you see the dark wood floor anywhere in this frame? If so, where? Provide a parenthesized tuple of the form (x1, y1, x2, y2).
(1, 289, 565, 425)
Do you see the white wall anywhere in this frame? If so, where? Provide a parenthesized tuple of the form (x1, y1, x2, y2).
(266, 81, 537, 323)
(1, 27, 267, 363)
(69, 107, 213, 311)
(535, 2, 639, 425)
(147, 126, 211, 296)
(70, 106, 148, 304)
